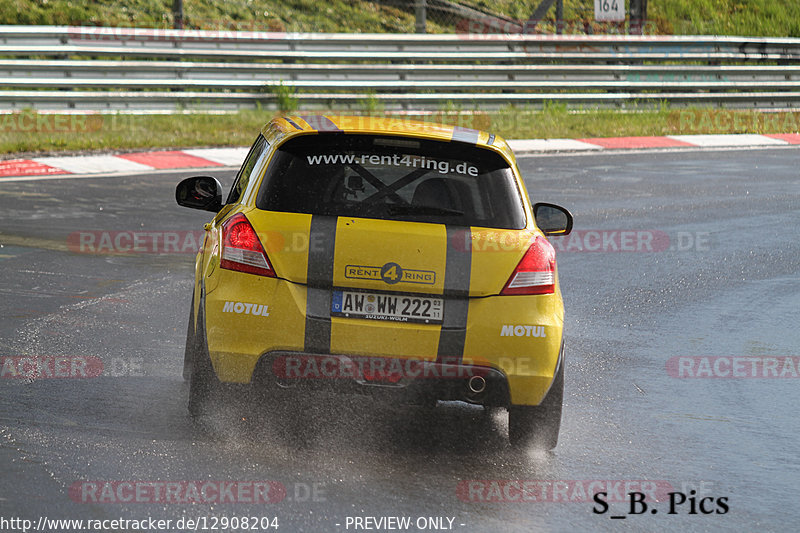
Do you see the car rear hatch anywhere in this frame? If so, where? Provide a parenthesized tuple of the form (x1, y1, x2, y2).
(247, 132, 533, 359)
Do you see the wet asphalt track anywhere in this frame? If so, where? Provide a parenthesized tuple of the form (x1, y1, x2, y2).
(0, 147, 799, 532)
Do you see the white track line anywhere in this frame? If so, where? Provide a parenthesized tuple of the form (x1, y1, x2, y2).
(31, 154, 154, 174)
(508, 139, 604, 152)
(183, 147, 250, 166)
(667, 134, 788, 147)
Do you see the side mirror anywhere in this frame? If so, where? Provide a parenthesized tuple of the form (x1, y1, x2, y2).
(176, 176, 223, 212)
(533, 203, 573, 236)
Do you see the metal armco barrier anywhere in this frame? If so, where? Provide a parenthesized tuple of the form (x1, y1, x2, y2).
(2, 25, 800, 112)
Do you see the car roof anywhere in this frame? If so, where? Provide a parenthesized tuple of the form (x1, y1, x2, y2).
(261, 114, 516, 164)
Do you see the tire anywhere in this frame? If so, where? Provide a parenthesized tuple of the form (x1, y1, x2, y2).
(187, 298, 226, 417)
(182, 294, 195, 382)
(508, 353, 564, 450)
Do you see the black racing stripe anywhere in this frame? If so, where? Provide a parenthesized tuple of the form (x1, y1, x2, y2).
(436, 226, 472, 363)
(283, 116, 302, 130)
(304, 215, 338, 354)
(451, 126, 480, 145)
(299, 115, 342, 132)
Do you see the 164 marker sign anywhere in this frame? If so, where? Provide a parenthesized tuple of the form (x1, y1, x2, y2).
(595, 0, 625, 21)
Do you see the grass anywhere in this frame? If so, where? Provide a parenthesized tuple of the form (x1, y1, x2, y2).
(649, 0, 800, 37)
(461, 0, 800, 37)
(3, 106, 800, 156)
(0, 111, 263, 155)
(2, 0, 800, 36)
(0, 0, 453, 33)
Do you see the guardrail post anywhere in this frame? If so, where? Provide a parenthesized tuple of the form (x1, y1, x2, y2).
(415, 0, 427, 34)
(556, 0, 564, 34)
(173, 0, 184, 30)
(630, 0, 648, 35)
(524, 0, 558, 33)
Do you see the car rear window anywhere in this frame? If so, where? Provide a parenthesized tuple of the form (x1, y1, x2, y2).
(255, 134, 526, 229)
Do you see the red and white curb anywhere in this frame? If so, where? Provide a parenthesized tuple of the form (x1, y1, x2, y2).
(508, 133, 800, 153)
(0, 147, 249, 179)
(2, 134, 799, 179)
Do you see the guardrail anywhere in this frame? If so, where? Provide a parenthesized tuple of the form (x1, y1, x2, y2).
(2, 25, 800, 112)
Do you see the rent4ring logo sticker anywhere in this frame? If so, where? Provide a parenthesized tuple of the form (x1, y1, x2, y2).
(345, 262, 436, 285)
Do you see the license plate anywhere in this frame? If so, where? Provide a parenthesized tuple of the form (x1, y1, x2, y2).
(331, 290, 443, 324)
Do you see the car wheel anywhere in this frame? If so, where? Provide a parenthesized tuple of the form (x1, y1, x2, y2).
(182, 294, 195, 381)
(508, 355, 563, 450)
(187, 300, 225, 417)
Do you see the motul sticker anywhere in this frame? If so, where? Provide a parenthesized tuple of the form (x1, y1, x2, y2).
(501, 325, 546, 338)
(222, 302, 270, 316)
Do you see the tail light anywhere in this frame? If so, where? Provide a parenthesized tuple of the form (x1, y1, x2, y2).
(501, 236, 555, 295)
(219, 213, 275, 277)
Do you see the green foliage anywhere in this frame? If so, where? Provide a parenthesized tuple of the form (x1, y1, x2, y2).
(273, 82, 298, 113)
(0, 0, 451, 33)
(2, 0, 798, 36)
(443, 0, 800, 37)
(359, 91, 384, 116)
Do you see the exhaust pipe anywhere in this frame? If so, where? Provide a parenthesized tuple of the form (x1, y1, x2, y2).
(468, 375, 487, 394)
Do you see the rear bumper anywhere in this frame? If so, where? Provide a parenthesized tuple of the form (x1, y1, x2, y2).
(203, 272, 563, 406)
(251, 352, 511, 407)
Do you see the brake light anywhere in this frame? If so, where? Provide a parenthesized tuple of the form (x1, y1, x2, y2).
(501, 236, 556, 295)
(219, 213, 275, 277)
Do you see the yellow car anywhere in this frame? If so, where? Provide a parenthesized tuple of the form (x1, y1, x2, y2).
(176, 115, 573, 448)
